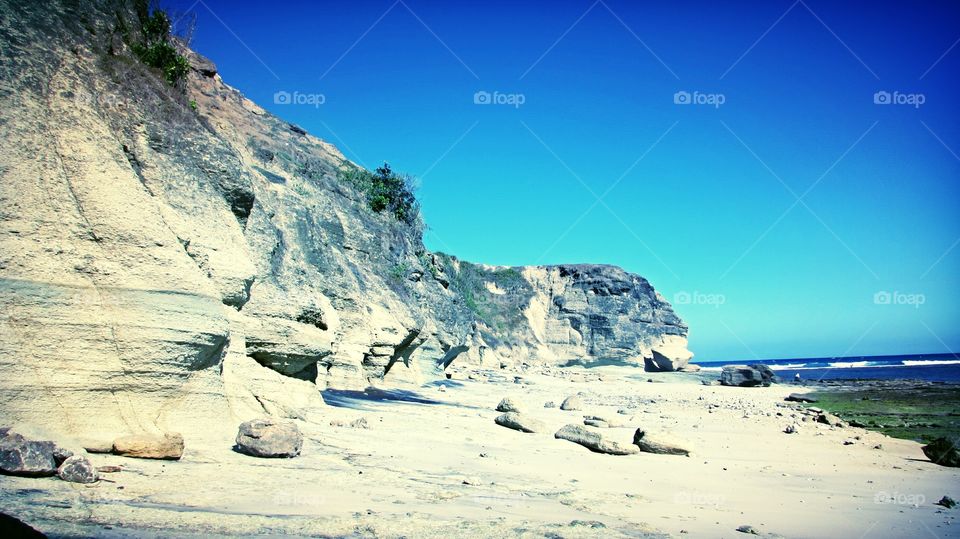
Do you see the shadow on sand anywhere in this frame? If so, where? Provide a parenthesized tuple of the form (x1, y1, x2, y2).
(321, 387, 446, 410)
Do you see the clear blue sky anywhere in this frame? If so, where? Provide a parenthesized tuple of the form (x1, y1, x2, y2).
(168, 0, 960, 361)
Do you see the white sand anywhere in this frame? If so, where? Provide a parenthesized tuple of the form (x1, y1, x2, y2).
(2, 367, 957, 538)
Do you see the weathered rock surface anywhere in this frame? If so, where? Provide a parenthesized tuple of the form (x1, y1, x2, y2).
(720, 365, 776, 387)
(494, 412, 545, 434)
(112, 433, 184, 460)
(632, 429, 691, 456)
(922, 437, 960, 467)
(235, 419, 303, 458)
(554, 424, 639, 455)
(57, 455, 98, 484)
(785, 393, 817, 403)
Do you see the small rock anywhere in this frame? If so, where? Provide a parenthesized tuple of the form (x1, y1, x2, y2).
(816, 412, 844, 428)
(843, 439, 855, 445)
(235, 419, 302, 458)
(936, 495, 956, 509)
(113, 433, 184, 460)
(560, 396, 582, 411)
(494, 412, 545, 434)
(569, 520, 606, 528)
(555, 424, 638, 455)
(785, 393, 818, 403)
(873, 444, 883, 450)
(736, 524, 759, 535)
(496, 397, 523, 413)
(784, 424, 799, 434)
(57, 455, 98, 484)
(543, 401, 556, 409)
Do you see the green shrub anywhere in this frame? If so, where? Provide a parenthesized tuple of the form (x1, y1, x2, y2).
(131, 4, 190, 87)
(389, 262, 410, 281)
(337, 161, 420, 226)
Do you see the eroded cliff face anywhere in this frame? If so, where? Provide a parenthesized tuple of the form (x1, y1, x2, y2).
(0, 0, 690, 445)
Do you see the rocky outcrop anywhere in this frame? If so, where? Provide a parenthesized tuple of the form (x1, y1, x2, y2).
(921, 438, 959, 467)
(0, 0, 691, 446)
(436, 262, 691, 371)
(720, 365, 776, 387)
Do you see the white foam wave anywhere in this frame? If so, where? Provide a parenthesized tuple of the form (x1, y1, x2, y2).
(901, 359, 960, 366)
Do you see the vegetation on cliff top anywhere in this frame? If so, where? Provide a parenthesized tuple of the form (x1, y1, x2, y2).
(129, 1, 190, 87)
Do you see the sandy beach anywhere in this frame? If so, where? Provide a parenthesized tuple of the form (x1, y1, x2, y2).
(2, 367, 956, 538)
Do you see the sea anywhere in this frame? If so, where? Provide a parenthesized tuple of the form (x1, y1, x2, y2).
(697, 353, 960, 383)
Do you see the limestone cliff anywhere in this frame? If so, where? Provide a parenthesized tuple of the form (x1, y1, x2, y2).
(0, 0, 690, 445)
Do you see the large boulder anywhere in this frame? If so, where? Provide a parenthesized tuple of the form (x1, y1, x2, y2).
(0, 430, 72, 477)
(57, 455, 98, 484)
(494, 412, 545, 434)
(112, 433, 184, 460)
(922, 437, 960, 467)
(554, 424, 638, 455)
(720, 365, 775, 387)
(632, 429, 691, 456)
(235, 419, 303, 458)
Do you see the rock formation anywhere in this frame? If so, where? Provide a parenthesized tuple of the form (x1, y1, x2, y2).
(0, 0, 691, 446)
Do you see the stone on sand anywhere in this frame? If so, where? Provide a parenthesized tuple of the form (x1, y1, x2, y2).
(57, 455, 99, 484)
(560, 396, 582, 411)
(785, 393, 818, 403)
(235, 419, 303, 458)
(495, 397, 523, 413)
(0, 433, 59, 477)
(113, 433, 184, 460)
(632, 429, 691, 456)
(494, 412, 544, 434)
(554, 424, 638, 455)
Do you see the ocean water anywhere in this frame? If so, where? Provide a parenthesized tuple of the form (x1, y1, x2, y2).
(697, 353, 960, 383)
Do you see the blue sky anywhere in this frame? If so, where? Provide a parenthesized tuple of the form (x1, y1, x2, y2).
(168, 0, 960, 361)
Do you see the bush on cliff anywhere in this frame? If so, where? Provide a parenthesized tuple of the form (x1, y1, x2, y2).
(130, 2, 190, 87)
(338, 161, 420, 226)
